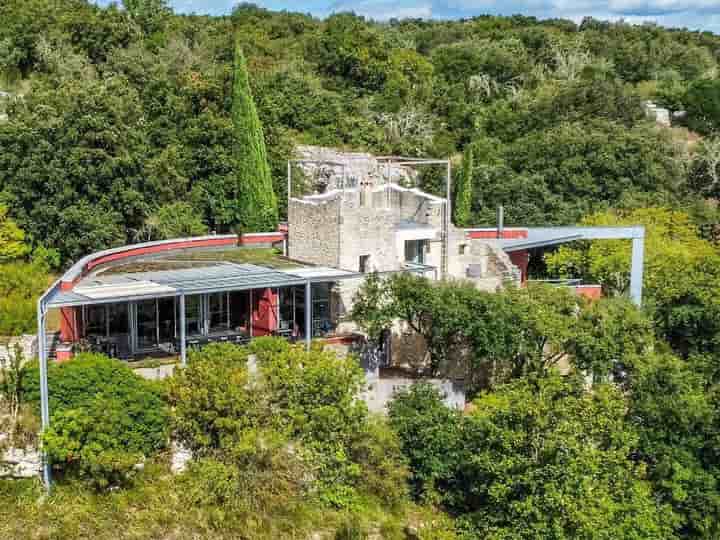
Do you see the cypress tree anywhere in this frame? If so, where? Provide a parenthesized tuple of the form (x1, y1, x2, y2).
(231, 41, 278, 232)
(454, 145, 474, 227)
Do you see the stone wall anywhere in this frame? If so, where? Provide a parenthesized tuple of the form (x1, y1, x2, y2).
(0, 432, 40, 479)
(295, 145, 417, 192)
(0, 335, 37, 364)
(338, 203, 398, 273)
(288, 197, 341, 267)
(445, 228, 519, 292)
(362, 376, 466, 414)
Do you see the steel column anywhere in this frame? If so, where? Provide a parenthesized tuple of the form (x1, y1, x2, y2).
(37, 301, 52, 490)
(305, 281, 312, 351)
(444, 160, 452, 278)
(179, 294, 187, 367)
(630, 236, 645, 306)
(249, 289, 253, 337)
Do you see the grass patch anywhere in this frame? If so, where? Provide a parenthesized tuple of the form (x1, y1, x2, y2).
(172, 247, 305, 268)
(0, 461, 434, 540)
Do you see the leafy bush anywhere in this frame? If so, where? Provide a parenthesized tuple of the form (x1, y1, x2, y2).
(628, 352, 720, 538)
(169, 339, 405, 512)
(22, 353, 168, 487)
(685, 78, 720, 134)
(146, 201, 207, 240)
(254, 339, 368, 450)
(0, 261, 49, 335)
(168, 344, 263, 454)
(179, 429, 310, 529)
(391, 375, 675, 538)
(387, 383, 463, 503)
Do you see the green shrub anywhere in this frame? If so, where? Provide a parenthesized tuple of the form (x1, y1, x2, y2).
(387, 383, 463, 503)
(168, 346, 264, 453)
(349, 415, 409, 509)
(169, 339, 401, 512)
(23, 354, 168, 487)
(188, 341, 250, 367)
(0, 261, 49, 335)
(685, 78, 720, 134)
(256, 340, 368, 449)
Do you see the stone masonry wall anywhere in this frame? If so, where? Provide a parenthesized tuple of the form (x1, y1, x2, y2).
(0, 335, 37, 364)
(339, 203, 398, 272)
(288, 197, 341, 267)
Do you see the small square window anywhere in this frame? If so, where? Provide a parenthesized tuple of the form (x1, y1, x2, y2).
(459, 244, 468, 255)
(359, 255, 370, 273)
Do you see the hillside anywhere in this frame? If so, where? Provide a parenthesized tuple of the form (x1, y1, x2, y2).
(2, 1, 720, 266)
(5, 3, 720, 539)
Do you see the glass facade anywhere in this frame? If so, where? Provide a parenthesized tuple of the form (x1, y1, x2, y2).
(80, 283, 338, 358)
(208, 292, 230, 333)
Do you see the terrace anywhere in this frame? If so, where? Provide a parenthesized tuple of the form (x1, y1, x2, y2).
(38, 235, 361, 365)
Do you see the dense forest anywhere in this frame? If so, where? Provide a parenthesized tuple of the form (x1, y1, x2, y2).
(3, 0, 720, 265)
(6, 1, 720, 539)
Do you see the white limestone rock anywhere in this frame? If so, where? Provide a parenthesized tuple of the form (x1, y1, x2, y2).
(0, 447, 41, 478)
(170, 441, 192, 474)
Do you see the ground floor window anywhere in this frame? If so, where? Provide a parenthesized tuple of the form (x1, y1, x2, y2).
(79, 283, 338, 358)
(313, 283, 333, 337)
(183, 295, 203, 336)
(208, 292, 230, 333)
(404, 239, 427, 265)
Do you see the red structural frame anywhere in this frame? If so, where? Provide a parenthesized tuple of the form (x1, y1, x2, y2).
(60, 232, 287, 290)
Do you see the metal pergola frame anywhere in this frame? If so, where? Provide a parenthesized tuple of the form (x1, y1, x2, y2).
(36, 264, 362, 492)
(499, 226, 646, 306)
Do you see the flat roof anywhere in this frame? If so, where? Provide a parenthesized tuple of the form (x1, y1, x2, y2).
(46, 262, 360, 308)
(501, 226, 644, 252)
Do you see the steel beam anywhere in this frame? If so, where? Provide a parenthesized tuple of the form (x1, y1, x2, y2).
(520, 226, 645, 241)
(179, 293, 187, 367)
(36, 301, 51, 490)
(630, 236, 645, 306)
(500, 225, 646, 306)
(305, 281, 312, 351)
(444, 161, 451, 278)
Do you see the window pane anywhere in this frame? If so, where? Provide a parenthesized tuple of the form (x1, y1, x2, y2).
(85, 305, 106, 337)
(184, 295, 202, 336)
(279, 288, 294, 331)
(229, 291, 250, 332)
(158, 298, 175, 342)
(107, 303, 128, 335)
(137, 299, 157, 350)
(107, 303, 129, 356)
(209, 292, 229, 333)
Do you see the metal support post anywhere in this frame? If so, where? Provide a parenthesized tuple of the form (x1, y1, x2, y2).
(497, 205, 504, 239)
(37, 301, 52, 490)
(630, 234, 645, 306)
(249, 289, 254, 337)
(179, 294, 187, 367)
(444, 160, 452, 278)
(305, 281, 312, 351)
(287, 161, 292, 212)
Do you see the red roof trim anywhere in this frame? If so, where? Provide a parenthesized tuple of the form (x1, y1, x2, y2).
(466, 229, 529, 240)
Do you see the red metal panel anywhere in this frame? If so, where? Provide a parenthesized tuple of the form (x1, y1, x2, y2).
(59, 307, 79, 342)
(251, 288, 279, 336)
(467, 229, 529, 239)
(241, 233, 286, 244)
(574, 285, 602, 300)
(508, 250, 530, 283)
(85, 237, 238, 272)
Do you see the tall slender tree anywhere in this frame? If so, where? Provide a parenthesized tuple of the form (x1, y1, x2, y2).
(231, 41, 278, 232)
(454, 144, 473, 227)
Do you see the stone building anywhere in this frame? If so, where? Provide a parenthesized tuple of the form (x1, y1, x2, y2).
(288, 153, 522, 352)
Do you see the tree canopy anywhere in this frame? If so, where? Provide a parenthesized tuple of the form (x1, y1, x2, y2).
(1, 3, 719, 264)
